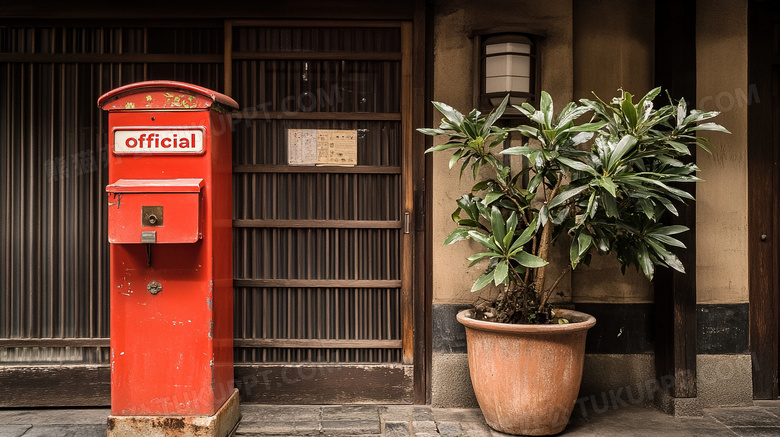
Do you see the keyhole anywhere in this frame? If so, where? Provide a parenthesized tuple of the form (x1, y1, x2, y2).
(147, 281, 162, 295)
(148, 215, 157, 225)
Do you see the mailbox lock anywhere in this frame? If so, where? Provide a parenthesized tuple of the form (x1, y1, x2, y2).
(147, 280, 162, 295)
(142, 206, 163, 227)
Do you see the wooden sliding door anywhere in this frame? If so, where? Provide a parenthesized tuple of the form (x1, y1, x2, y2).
(227, 21, 415, 403)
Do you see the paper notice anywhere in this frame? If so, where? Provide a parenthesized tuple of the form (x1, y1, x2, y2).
(287, 129, 319, 165)
(288, 128, 357, 166)
(316, 129, 357, 166)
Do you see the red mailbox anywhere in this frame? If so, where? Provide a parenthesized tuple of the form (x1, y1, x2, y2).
(99, 81, 239, 436)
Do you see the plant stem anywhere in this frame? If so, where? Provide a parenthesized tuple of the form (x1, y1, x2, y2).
(532, 177, 563, 294)
(538, 265, 572, 311)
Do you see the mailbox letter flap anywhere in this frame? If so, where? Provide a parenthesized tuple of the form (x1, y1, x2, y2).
(106, 179, 203, 244)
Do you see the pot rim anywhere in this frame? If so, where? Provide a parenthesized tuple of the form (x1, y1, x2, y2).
(456, 308, 596, 334)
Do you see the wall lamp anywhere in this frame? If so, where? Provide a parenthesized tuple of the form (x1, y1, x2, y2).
(473, 27, 546, 117)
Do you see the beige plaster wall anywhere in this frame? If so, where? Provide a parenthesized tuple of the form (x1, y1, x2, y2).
(571, 0, 655, 303)
(431, 0, 574, 305)
(573, 0, 655, 102)
(695, 0, 749, 304)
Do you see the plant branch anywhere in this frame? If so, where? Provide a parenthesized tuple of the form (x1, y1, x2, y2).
(532, 176, 564, 293)
(538, 265, 572, 311)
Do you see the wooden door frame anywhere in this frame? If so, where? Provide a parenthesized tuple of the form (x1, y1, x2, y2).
(223, 14, 431, 404)
(748, 0, 780, 400)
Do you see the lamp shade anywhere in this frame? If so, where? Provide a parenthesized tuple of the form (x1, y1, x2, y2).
(474, 30, 542, 114)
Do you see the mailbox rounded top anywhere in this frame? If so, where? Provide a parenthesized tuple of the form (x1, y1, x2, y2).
(97, 81, 239, 112)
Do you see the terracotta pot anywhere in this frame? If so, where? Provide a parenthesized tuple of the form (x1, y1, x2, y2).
(457, 309, 596, 436)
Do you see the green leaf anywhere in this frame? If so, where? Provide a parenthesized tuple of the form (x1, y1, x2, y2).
(577, 232, 593, 257)
(448, 149, 463, 169)
(551, 206, 571, 225)
(493, 261, 509, 286)
(567, 121, 608, 132)
(468, 251, 500, 267)
(650, 234, 687, 249)
(646, 239, 686, 273)
(509, 218, 537, 253)
(656, 196, 679, 216)
(571, 131, 595, 146)
(467, 230, 499, 251)
(599, 177, 618, 197)
(456, 195, 479, 221)
(501, 146, 537, 157)
(556, 104, 592, 127)
(653, 225, 689, 235)
(676, 98, 688, 127)
(471, 271, 495, 292)
(483, 191, 504, 206)
(626, 176, 695, 200)
(557, 156, 599, 176)
(637, 243, 655, 281)
(683, 109, 719, 125)
(504, 212, 518, 249)
(511, 125, 540, 138)
(638, 198, 656, 219)
(601, 192, 619, 218)
(483, 95, 509, 135)
(641, 87, 662, 102)
(417, 128, 449, 136)
(459, 156, 471, 178)
(582, 191, 597, 222)
(528, 172, 544, 193)
(621, 92, 638, 128)
(490, 207, 506, 248)
(548, 184, 590, 209)
(540, 91, 553, 126)
(425, 142, 465, 153)
(432, 101, 464, 128)
(606, 135, 638, 171)
(692, 122, 731, 134)
(539, 205, 549, 227)
(665, 141, 692, 155)
(569, 236, 580, 269)
(443, 228, 470, 245)
(512, 251, 549, 268)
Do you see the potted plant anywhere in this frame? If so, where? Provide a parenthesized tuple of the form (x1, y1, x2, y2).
(419, 88, 727, 435)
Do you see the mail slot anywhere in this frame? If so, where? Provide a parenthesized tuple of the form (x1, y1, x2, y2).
(106, 178, 203, 244)
(99, 81, 239, 437)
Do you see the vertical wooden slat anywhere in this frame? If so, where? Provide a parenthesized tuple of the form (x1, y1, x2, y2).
(225, 21, 233, 97)
(399, 22, 414, 365)
(2, 63, 11, 337)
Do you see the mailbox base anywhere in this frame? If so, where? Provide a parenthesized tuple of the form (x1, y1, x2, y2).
(107, 388, 240, 437)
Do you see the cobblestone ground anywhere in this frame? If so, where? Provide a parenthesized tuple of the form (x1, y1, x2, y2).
(2, 401, 780, 436)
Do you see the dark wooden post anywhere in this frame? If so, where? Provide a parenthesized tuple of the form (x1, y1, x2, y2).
(653, 0, 698, 399)
(748, 0, 779, 400)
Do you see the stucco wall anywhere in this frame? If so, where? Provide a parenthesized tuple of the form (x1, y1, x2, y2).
(431, 0, 574, 306)
(695, 0, 749, 305)
(571, 0, 655, 303)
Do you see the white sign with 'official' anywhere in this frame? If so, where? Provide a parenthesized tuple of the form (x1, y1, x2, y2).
(113, 127, 205, 154)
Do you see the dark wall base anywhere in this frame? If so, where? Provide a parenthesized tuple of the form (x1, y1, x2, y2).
(433, 302, 749, 355)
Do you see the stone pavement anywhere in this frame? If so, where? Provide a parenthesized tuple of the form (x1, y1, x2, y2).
(2, 401, 780, 436)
